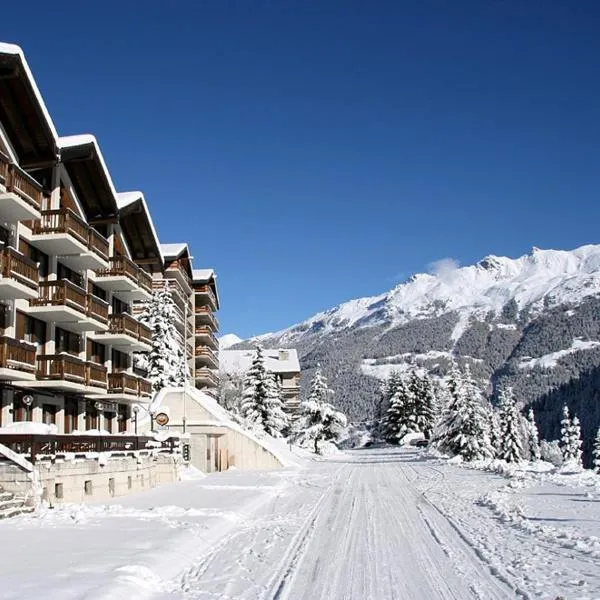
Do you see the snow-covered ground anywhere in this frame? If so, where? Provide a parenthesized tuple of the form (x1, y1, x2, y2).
(1, 447, 599, 599)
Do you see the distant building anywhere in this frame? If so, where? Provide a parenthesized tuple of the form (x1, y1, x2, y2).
(219, 348, 301, 412)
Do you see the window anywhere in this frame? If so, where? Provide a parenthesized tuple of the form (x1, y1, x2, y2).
(64, 397, 78, 434)
(42, 404, 56, 425)
(57, 262, 83, 288)
(111, 349, 129, 372)
(87, 340, 106, 365)
(55, 327, 81, 356)
(112, 296, 129, 315)
(17, 312, 47, 347)
(19, 239, 49, 279)
(54, 483, 63, 499)
(84, 480, 92, 496)
(89, 283, 106, 302)
(13, 397, 32, 422)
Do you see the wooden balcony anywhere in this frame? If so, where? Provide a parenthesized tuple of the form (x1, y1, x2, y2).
(90, 313, 151, 350)
(0, 337, 36, 381)
(195, 345, 219, 368)
(194, 305, 219, 330)
(195, 325, 218, 349)
(36, 354, 87, 387)
(107, 372, 153, 399)
(30, 208, 109, 270)
(94, 256, 152, 301)
(0, 153, 43, 222)
(0, 434, 178, 464)
(154, 277, 190, 308)
(28, 280, 109, 332)
(0, 246, 39, 300)
(87, 294, 109, 325)
(86, 361, 108, 389)
(194, 284, 218, 310)
(194, 367, 219, 388)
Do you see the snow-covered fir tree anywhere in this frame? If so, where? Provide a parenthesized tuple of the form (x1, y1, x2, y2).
(240, 346, 288, 437)
(407, 368, 436, 440)
(435, 364, 493, 461)
(293, 367, 347, 454)
(525, 408, 541, 462)
(375, 370, 403, 439)
(560, 405, 583, 467)
(488, 408, 501, 459)
(381, 376, 414, 443)
(134, 285, 187, 392)
(497, 387, 524, 463)
(593, 428, 600, 474)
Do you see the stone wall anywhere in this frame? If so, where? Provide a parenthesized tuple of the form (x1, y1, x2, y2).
(0, 451, 180, 504)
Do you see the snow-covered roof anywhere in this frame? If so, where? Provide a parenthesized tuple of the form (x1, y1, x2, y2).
(161, 243, 189, 260)
(58, 134, 119, 206)
(192, 268, 215, 282)
(220, 349, 300, 375)
(116, 191, 163, 268)
(0, 42, 59, 142)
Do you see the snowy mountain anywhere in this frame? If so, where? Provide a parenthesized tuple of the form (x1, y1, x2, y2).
(238, 244, 600, 461)
(219, 333, 244, 349)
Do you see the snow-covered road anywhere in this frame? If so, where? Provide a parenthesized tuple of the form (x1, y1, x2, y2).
(174, 449, 513, 600)
(2, 447, 599, 600)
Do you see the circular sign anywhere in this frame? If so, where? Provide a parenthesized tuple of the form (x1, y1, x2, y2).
(154, 412, 169, 426)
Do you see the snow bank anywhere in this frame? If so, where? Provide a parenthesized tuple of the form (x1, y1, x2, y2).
(0, 422, 57, 434)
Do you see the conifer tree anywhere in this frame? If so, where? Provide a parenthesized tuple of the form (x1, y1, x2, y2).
(435, 364, 493, 461)
(593, 428, 600, 474)
(497, 387, 524, 463)
(412, 370, 437, 439)
(382, 377, 412, 443)
(134, 286, 187, 391)
(525, 408, 541, 462)
(560, 405, 583, 466)
(294, 367, 347, 453)
(488, 408, 501, 459)
(240, 346, 288, 437)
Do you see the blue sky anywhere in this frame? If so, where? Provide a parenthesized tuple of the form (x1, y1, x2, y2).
(2, 1, 600, 338)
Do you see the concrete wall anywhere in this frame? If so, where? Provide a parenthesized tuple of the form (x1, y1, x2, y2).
(0, 452, 180, 504)
(149, 388, 286, 473)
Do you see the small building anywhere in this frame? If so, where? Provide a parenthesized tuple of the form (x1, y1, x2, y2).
(219, 348, 301, 413)
(148, 386, 289, 472)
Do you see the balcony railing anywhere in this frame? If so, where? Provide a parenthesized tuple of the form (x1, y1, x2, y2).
(194, 305, 219, 330)
(195, 325, 218, 348)
(0, 153, 43, 210)
(194, 367, 219, 387)
(30, 280, 87, 314)
(86, 361, 108, 389)
(194, 284, 218, 309)
(0, 337, 36, 374)
(0, 246, 39, 289)
(108, 372, 153, 398)
(154, 277, 189, 307)
(87, 294, 109, 324)
(0, 434, 179, 464)
(195, 345, 219, 366)
(37, 354, 86, 383)
(32, 208, 109, 261)
(88, 228, 109, 262)
(108, 313, 151, 344)
(95, 255, 152, 293)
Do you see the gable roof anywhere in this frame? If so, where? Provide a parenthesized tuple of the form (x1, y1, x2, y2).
(58, 134, 119, 221)
(0, 42, 57, 168)
(117, 191, 163, 270)
(219, 348, 300, 375)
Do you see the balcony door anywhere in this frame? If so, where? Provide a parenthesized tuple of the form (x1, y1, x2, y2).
(42, 404, 56, 425)
(13, 397, 32, 422)
(64, 397, 78, 434)
(85, 401, 99, 431)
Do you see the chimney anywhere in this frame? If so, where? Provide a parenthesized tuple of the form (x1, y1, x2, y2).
(279, 350, 289, 361)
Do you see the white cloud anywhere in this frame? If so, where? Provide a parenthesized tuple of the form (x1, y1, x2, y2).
(428, 257, 460, 277)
